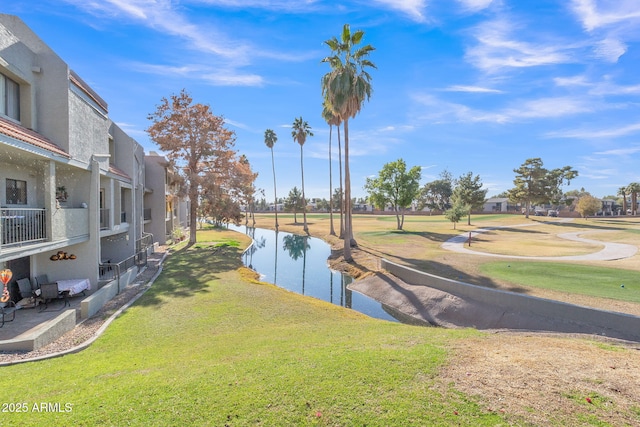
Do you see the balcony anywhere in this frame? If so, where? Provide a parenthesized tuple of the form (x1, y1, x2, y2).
(1, 208, 46, 246)
(0, 207, 89, 258)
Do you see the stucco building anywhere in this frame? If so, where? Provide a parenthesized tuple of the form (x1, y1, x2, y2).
(0, 14, 159, 316)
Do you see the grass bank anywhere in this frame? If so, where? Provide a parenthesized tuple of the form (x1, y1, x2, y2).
(2, 227, 638, 425)
(0, 229, 505, 426)
(480, 261, 640, 303)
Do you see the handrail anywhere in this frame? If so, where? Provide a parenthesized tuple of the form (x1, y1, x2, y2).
(98, 249, 148, 294)
(1, 208, 47, 246)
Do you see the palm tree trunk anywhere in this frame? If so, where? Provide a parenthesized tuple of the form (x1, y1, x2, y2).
(343, 119, 352, 261)
(301, 144, 308, 234)
(274, 230, 278, 285)
(271, 147, 279, 230)
(328, 124, 336, 236)
(338, 125, 344, 239)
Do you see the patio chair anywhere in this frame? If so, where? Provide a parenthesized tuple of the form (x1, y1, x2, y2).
(35, 274, 54, 287)
(39, 282, 64, 312)
(17, 277, 38, 298)
(0, 300, 16, 327)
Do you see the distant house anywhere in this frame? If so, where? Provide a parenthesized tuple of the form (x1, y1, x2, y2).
(482, 197, 518, 213)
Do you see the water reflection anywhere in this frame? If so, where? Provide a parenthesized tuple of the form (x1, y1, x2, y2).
(230, 225, 398, 322)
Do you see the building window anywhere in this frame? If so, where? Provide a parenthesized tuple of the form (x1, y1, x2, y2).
(0, 72, 20, 121)
(6, 179, 27, 205)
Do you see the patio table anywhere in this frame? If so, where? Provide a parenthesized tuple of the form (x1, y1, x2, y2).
(56, 278, 90, 296)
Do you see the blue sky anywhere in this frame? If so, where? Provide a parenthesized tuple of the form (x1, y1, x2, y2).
(4, 0, 640, 200)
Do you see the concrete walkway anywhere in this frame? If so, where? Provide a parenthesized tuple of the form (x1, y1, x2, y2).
(442, 222, 638, 261)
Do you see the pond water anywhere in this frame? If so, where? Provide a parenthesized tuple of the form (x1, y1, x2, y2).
(229, 225, 399, 322)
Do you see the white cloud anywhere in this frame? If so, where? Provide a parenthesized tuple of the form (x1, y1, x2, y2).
(456, 0, 495, 13)
(554, 74, 640, 96)
(465, 19, 573, 73)
(593, 37, 627, 62)
(594, 146, 640, 156)
(201, 72, 264, 87)
(128, 62, 264, 86)
(412, 93, 510, 123)
(224, 118, 251, 130)
(589, 81, 640, 96)
(506, 97, 594, 119)
(370, 0, 427, 22)
(443, 85, 503, 93)
(194, 0, 321, 11)
(554, 75, 591, 87)
(546, 122, 640, 139)
(413, 94, 594, 124)
(570, 0, 640, 31)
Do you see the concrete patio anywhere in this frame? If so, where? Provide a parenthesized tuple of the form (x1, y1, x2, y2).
(0, 296, 84, 352)
(0, 248, 165, 353)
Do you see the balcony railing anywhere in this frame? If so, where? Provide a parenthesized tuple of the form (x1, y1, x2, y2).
(1, 208, 47, 246)
(99, 250, 148, 292)
(136, 232, 154, 253)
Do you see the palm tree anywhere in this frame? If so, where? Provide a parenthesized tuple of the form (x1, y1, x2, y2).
(618, 186, 628, 215)
(291, 117, 314, 234)
(264, 129, 279, 230)
(626, 182, 640, 215)
(322, 23, 376, 261)
(322, 103, 340, 236)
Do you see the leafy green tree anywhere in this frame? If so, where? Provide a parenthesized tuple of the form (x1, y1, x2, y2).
(322, 23, 376, 261)
(291, 117, 313, 234)
(451, 172, 488, 226)
(507, 158, 578, 219)
(264, 129, 279, 229)
(364, 159, 422, 230)
(626, 182, 640, 215)
(418, 170, 453, 213)
(444, 203, 467, 229)
(564, 188, 589, 212)
(576, 195, 602, 218)
(285, 186, 305, 224)
(547, 165, 580, 208)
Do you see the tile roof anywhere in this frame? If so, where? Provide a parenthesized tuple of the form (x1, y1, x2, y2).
(0, 116, 70, 158)
(109, 163, 131, 180)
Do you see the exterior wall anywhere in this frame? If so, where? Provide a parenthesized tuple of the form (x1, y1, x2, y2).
(144, 153, 169, 244)
(0, 15, 147, 294)
(68, 90, 108, 164)
(0, 14, 71, 149)
(483, 198, 509, 213)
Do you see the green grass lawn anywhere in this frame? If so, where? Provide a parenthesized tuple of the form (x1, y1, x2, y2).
(1, 232, 508, 426)
(480, 261, 640, 303)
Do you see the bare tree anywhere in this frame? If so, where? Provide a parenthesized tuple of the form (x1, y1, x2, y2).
(147, 89, 236, 243)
